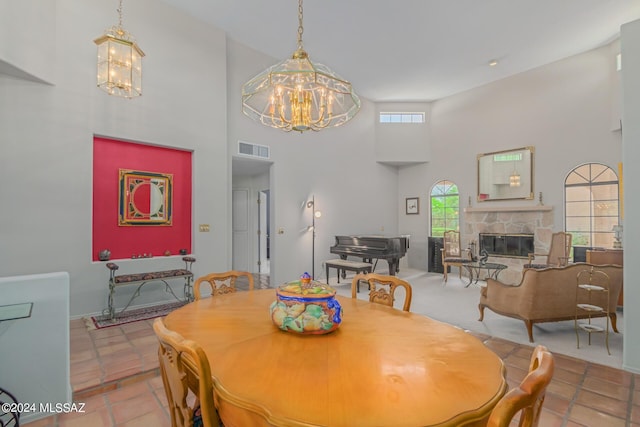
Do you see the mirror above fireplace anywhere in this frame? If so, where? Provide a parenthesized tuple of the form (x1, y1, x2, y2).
(477, 146, 534, 201)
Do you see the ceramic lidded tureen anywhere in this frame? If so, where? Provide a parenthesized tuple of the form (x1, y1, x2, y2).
(270, 273, 342, 335)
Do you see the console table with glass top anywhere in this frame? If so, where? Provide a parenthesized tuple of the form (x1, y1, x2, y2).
(463, 261, 508, 286)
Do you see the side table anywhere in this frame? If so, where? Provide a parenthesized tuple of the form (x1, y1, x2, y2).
(463, 262, 507, 287)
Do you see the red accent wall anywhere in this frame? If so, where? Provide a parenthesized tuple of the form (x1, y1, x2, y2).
(92, 137, 192, 261)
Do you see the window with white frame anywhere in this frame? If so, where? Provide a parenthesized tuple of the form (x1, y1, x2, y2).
(379, 112, 425, 123)
(430, 180, 459, 237)
(565, 163, 619, 248)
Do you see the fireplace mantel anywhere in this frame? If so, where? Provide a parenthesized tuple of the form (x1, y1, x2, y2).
(464, 206, 552, 213)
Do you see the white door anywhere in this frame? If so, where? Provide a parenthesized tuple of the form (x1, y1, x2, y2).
(258, 190, 268, 273)
(232, 188, 250, 271)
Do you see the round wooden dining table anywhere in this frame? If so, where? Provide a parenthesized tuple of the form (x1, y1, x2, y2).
(164, 289, 507, 427)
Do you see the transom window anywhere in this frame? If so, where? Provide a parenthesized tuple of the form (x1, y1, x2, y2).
(430, 180, 459, 237)
(379, 112, 425, 123)
(493, 152, 522, 162)
(565, 163, 619, 248)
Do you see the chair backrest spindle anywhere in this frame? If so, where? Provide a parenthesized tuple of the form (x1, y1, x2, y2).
(526, 232, 572, 269)
(153, 318, 220, 427)
(487, 345, 554, 427)
(194, 271, 254, 300)
(351, 273, 413, 312)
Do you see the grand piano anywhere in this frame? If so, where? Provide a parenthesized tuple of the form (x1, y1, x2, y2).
(330, 235, 409, 276)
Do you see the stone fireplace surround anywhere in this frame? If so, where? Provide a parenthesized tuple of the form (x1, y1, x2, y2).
(463, 205, 553, 284)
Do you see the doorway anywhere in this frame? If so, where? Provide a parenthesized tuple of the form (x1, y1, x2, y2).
(231, 156, 272, 277)
(258, 189, 270, 274)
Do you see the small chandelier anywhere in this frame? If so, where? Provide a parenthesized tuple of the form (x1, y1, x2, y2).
(509, 159, 521, 187)
(94, 0, 144, 98)
(241, 0, 360, 133)
(509, 170, 521, 187)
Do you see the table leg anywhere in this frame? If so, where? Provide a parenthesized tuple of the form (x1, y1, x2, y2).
(108, 282, 115, 320)
(184, 275, 194, 302)
(482, 268, 489, 282)
(464, 267, 477, 287)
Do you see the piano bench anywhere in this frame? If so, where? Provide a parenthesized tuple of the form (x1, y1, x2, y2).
(325, 259, 373, 285)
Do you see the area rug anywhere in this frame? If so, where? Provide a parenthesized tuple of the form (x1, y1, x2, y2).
(85, 301, 187, 330)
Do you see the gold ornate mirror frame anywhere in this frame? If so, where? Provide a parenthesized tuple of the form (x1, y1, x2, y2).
(118, 169, 173, 225)
(477, 146, 534, 201)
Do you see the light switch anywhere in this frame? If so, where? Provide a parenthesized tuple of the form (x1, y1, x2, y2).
(199, 224, 210, 232)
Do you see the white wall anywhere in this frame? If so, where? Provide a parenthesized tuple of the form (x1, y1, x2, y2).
(375, 102, 431, 164)
(0, 0, 228, 316)
(0, 0, 56, 83)
(398, 43, 623, 269)
(621, 19, 640, 373)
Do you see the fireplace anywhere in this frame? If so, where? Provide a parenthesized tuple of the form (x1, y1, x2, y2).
(479, 233, 534, 259)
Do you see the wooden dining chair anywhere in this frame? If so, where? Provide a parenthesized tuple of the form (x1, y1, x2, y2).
(194, 270, 254, 300)
(351, 273, 413, 312)
(525, 231, 572, 269)
(153, 317, 221, 427)
(441, 230, 472, 282)
(486, 345, 555, 427)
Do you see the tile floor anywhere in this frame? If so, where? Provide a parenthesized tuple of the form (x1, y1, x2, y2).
(19, 284, 640, 427)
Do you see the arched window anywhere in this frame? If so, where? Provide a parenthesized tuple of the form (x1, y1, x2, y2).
(430, 180, 460, 237)
(565, 163, 619, 247)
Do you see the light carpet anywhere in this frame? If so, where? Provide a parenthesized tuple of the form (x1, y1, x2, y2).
(327, 268, 623, 369)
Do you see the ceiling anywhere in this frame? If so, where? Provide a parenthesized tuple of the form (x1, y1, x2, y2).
(159, 0, 640, 177)
(160, 0, 640, 103)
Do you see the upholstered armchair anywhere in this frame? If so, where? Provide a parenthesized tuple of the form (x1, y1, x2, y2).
(525, 231, 572, 269)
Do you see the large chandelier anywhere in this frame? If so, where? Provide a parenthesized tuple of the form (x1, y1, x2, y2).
(94, 0, 144, 98)
(242, 0, 360, 133)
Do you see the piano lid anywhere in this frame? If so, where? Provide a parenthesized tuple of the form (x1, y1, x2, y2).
(333, 235, 408, 245)
(331, 235, 408, 254)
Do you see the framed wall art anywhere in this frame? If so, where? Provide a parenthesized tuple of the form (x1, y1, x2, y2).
(119, 169, 173, 225)
(406, 197, 419, 215)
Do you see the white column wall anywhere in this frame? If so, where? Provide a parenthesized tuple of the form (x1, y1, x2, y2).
(621, 19, 640, 373)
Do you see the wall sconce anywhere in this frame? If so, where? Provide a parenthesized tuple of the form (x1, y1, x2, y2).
(306, 196, 322, 279)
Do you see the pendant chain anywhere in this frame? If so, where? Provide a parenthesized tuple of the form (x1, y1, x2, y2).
(297, 0, 304, 50)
